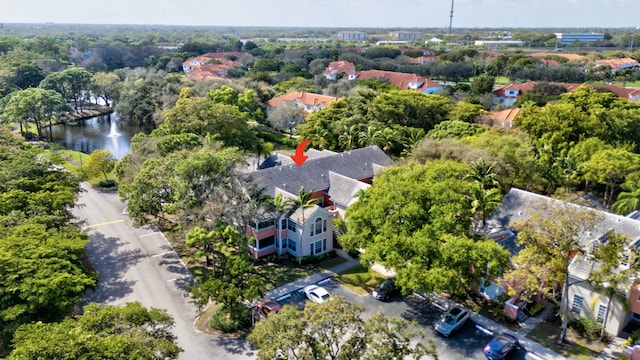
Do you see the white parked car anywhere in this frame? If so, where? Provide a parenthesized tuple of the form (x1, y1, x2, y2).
(303, 285, 330, 303)
(434, 306, 470, 337)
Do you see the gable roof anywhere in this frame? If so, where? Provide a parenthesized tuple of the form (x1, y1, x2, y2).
(356, 70, 443, 92)
(492, 82, 537, 98)
(325, 61, 357, 76)
(596, 57, 639, 70)
(267, 92, 339, 108)
(486, 188, 640, 251)
(489, 108, 522, 128)
(327, 171, 370, 208)
(245, 146, 393, 197)
(289, 204, 330, 224)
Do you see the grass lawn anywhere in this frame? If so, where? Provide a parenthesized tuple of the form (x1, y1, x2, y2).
(526, 320, 603, 360)
(334, 264, 387, 295)
(253, 256, 348, 292)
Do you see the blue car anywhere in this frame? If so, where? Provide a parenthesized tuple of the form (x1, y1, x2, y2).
(483, 332, 520, 359)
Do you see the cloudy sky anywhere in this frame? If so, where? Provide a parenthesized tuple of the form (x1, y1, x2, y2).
(2, 0, 639, 28)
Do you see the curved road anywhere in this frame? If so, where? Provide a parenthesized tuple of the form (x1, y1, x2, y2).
(73, 183, 255, 360)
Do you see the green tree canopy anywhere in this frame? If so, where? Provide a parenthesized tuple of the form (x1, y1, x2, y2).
(9, 302, 181, 360)
(248, 296, 437, 360)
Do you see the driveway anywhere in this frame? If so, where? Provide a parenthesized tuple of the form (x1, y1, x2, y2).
(280, 279, 529, 360)
(74, 184, 255, 360)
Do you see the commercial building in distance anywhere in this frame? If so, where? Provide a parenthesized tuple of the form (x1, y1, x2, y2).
(474, 40, 524, 48)
(388, 31, 422, 41)
(554, 33, 604, 45)
(337, 31, 367, 41)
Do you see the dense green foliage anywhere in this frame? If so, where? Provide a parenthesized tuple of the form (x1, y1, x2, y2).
(341, 161, 510, 295)
(9, 302, 181, 359)
(248, 296, 437, 360)
(0, 128, 96, 352)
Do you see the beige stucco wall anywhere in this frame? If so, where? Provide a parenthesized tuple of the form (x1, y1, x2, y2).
(568, 281, 627, 336)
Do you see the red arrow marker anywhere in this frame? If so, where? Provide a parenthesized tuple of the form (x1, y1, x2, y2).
(290, 140, 310, 166)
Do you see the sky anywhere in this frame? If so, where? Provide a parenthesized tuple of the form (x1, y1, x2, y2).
(2, 0, 639, 29)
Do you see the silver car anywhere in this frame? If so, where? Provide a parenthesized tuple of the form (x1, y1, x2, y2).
(434, 306, 470, 337)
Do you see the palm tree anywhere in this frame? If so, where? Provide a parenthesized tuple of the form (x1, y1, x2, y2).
(466, 158, 500, 190)
(611, 189, 640, 215)
(273, 193, 294, 257)
(469, 185, 502, 233)
(373, 127, 400, 154)
(358, 125, 378, 147)
(254, 139, 274, 170)
(293, 186, 320, 222)
(338, 125, 359, 151)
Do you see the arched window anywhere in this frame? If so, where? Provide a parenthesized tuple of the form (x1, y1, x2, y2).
(315, 217, 323, 235)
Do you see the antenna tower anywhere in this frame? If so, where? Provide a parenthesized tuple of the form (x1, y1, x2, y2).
(448, 0, 454, 41)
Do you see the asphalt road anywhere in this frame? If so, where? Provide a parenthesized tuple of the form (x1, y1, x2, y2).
(73, 184, 255, 360)
(282, 279, 529, 360)
(72, 183, 528, 360)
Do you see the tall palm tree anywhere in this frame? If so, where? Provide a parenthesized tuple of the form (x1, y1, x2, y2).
(611, 189, 640, 215)
(293, 186, 320, 222)
(465, 158, 500, 190)
(470, 185, 502, 233)
(254, 139, 274, 170)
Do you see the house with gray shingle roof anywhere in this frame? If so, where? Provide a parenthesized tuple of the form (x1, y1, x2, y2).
(485, 188, 640, 336)
(244, 146, 392, 260)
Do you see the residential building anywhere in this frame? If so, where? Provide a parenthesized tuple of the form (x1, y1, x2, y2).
(489, 108, 522, 128)
(324, 60, 357, 81)
(244, 146, 393, 259)
(492, 82, 537, 106)
(554, 33, 605, 45)
(596, 58, 639, 73)
(182, 52, 246, 80)
(408, 56, 439, 64)
(493, 81, 640, 105)
(485, 188, 640, 336)
(337, 31, 367, 41)
(267, 92, 339, 113)
(388, 31, 422, 41)
(356, 69, 444, 94)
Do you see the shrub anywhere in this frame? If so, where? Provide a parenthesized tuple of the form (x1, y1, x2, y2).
(527, 302, 547, 317)
(210, 307, 251, 333)
(572, 317, 601, 341)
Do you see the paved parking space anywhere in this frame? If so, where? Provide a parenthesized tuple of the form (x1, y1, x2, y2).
(273, 279, 531, 360)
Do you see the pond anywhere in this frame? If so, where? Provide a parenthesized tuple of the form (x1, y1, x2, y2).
(50, 112, 152, 160)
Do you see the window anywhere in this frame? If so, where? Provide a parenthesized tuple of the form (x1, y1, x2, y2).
(259, 236, 275, 249)
(310, 223, 314, 236)
(288, 239, 296, 252)
(315, 218, 322, 235)
(597, 304, 607, 324)
(281, 219, 287, 229)
(571, 294, 584, 314)
(323, 220, 327, 232)
(311, 239, 327, 255)
(287, 221, 296, 231)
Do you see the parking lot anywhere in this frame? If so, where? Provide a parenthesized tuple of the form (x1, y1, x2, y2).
(276, 279, 530, 360)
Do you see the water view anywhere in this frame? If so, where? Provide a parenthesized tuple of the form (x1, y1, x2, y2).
(50, 112, 151, 160)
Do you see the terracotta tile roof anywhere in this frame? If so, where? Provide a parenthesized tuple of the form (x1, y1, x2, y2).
(267, 92, 338, 109)
(492, 81, 537, 98)
(324, 60, 357, 76)
(356, 70, 443, 91)
(529, 52, 584, 61)
(494, 81, 640, 103)
(596, 57, 639, 70)
(539, 59, 561, 67)
(408, 56, 439, 64)
(489, 108, 522, 128)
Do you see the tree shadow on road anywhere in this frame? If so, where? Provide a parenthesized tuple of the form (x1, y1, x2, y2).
(211, 335, 255, 357)
(81, 231, 144, 305)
